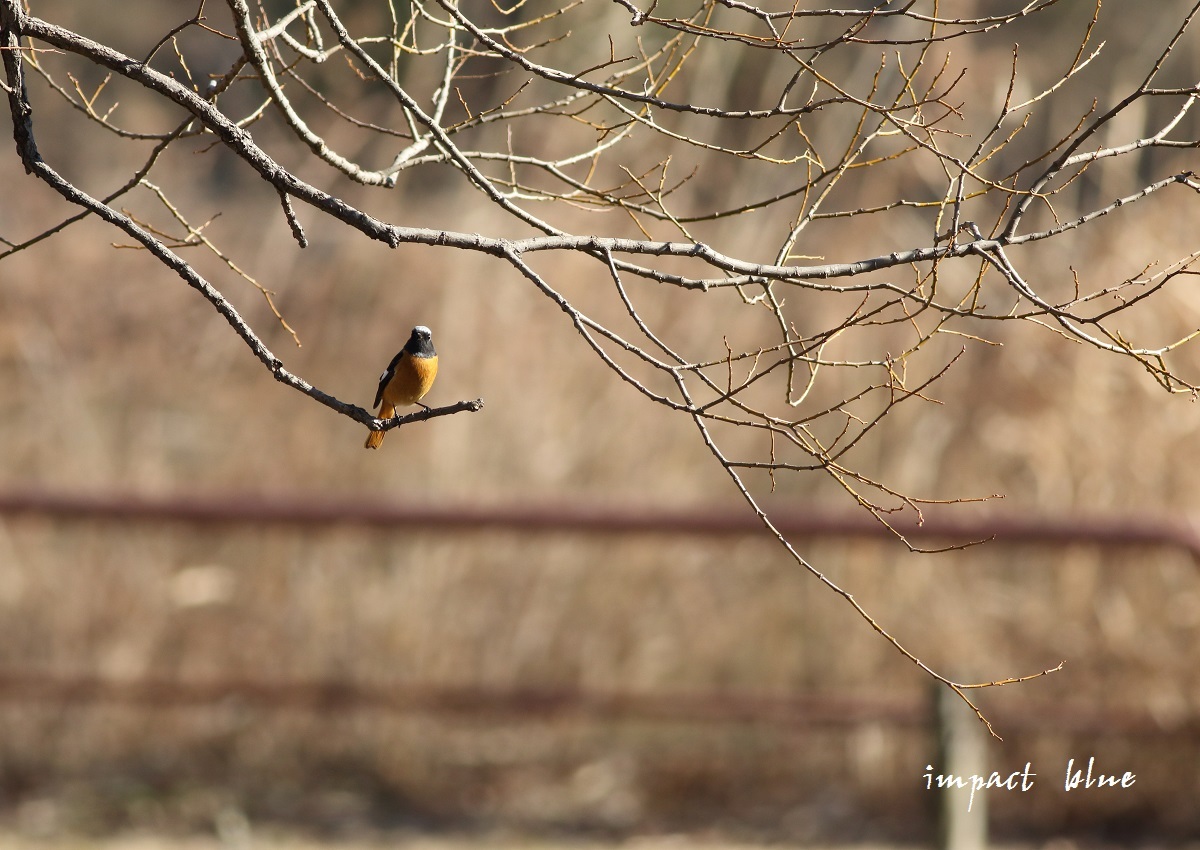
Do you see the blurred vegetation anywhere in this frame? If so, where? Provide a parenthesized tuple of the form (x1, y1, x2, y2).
(3, 0, 1200, 845)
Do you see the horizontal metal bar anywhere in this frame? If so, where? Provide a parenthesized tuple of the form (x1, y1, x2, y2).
(0, 671, 921, 725)
(0, 671, 1193, 739)
(0, 490, 1198, 557)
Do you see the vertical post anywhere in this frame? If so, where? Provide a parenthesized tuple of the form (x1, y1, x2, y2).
(934, 683, 988, 850)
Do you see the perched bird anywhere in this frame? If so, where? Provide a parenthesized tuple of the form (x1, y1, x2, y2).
(364, 325, 438, 449)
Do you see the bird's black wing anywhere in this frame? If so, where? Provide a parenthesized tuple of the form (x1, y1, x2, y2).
(373, 349, 406, 408)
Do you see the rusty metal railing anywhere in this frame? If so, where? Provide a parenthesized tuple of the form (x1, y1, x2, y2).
(1, 489, 1198, 557)
(0, 670, 1194, 740)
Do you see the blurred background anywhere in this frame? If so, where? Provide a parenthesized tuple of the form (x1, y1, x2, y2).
(3, 1, 1200, 847)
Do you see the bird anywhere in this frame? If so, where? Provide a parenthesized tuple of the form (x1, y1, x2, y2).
(364, 325, 438, 449)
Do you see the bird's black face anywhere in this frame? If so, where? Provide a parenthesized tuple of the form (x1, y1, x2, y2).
(407, 325, 436, 358)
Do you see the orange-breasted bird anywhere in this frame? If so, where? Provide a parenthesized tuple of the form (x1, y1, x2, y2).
(364, 325, 438, 449)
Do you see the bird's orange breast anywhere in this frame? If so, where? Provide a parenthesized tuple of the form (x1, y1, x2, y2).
(382, 353, 438, 407)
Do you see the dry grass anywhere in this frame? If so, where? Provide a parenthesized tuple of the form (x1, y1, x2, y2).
(3, 194, 1200, 840)
(4, 1, 1200, 845)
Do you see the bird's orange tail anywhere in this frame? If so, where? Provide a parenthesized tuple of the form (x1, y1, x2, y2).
(364, 402, 396, 449)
